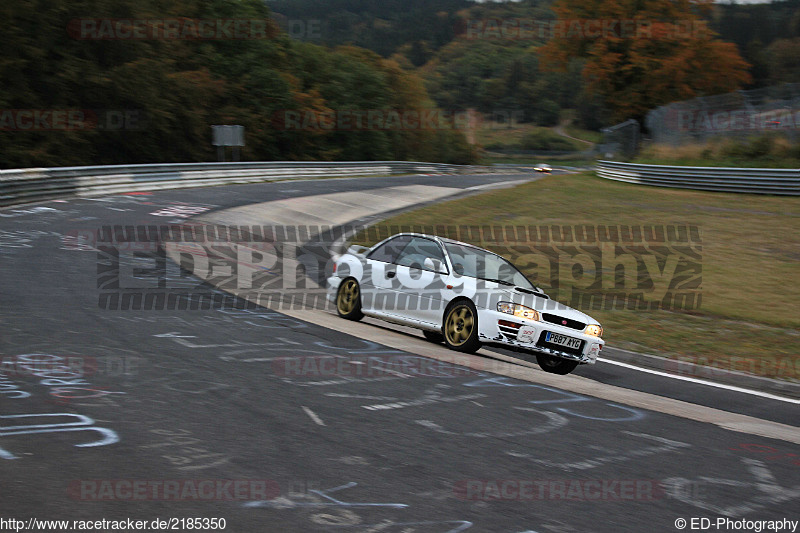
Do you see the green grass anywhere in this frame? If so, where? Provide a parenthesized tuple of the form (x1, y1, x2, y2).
(355, 172, 800, 380)
(477, 123, 588, 152)
(635, 135, 800, 168)
(481, 156, 595, 166)
(564, 125, 602, 144)
(475, 118, 599, 166)
(633, 156, 800, 169)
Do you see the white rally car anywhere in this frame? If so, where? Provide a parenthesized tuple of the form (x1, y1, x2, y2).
(328, 233, 604, 375)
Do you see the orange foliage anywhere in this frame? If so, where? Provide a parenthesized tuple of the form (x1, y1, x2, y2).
(539, 0, 752, 122)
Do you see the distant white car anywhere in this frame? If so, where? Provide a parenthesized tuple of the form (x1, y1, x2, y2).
(534, 163, 552, 173)
(328, 233, 604, 375)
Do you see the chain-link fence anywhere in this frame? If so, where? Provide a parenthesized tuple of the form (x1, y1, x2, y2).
(645, 83, 800, 145)
(600, 119, 640, 159)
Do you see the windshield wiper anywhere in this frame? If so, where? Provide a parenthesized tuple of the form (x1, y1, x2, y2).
(515, 286, 549, 298)
(479, 277, 514, 286)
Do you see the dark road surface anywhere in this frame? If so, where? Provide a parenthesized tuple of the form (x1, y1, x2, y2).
(1, 174, 798, 533)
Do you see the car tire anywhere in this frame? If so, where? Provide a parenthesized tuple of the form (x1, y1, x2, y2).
(336, 278, 364, 320)
(443, 300, 481, 353)
(422, 330, 444, 343)
(536, 354, 579, 375)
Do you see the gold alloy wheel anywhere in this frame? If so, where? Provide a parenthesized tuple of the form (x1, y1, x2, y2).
(445, 304, 474, 346)
(337, 279, 360, 315)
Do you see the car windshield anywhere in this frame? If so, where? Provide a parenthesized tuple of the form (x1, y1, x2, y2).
(443, 242, 536, 290)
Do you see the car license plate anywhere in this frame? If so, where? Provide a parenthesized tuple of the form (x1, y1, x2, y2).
(545, 331, 581, 350)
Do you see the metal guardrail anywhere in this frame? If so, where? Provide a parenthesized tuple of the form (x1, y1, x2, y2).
(0, 161, 474, 207)
(6, 158, 794, 206)
(596, 160, 800, 195)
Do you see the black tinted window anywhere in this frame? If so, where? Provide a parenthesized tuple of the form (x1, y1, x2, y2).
(367, 235, 412, 263)
(444, 242, 535, 289)
(396, 237, 447, 270)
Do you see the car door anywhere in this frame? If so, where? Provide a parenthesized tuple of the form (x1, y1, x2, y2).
(361, 235, 412, 315)
(390, 236, 449, 327)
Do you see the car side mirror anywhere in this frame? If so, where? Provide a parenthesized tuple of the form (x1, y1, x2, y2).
(423, 257, 448, 274)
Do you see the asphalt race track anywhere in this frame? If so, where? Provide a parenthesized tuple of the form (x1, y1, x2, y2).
(1, 172, 798, 533)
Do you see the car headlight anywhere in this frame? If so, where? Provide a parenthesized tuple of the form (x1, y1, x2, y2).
(585, 324, 603, 337)
(497, 302, 540, 321)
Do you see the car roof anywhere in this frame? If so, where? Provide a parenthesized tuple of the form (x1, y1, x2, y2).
(382, 232, 487, 251)
(372, 232, 542, 292)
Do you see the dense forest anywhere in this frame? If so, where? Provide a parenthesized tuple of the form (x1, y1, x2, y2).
(268, 0, 475, 61)
(1, 0, 798, 168)
(274, 0, 800, 127)
(0, 0, 476, 168)
(713, 0, 800, 86)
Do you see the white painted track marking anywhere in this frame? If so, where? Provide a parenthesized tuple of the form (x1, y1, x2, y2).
(302, 406, 326, 426)
(598, 357, 800, 405)
(172, 184, 800, 445)
(276, 309, 800, 445)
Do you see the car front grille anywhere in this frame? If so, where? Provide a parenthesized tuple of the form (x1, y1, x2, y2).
(542, 313, 586, 331)
(498, 320, 521, 341)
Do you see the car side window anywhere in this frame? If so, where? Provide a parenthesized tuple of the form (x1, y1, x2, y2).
(395, 237, 447, 271)
(366, 235, 412, 263)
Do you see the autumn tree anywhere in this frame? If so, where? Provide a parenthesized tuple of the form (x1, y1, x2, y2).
(0, 0, 478, 167)
(764, 38, 800, 84)
(538, 0, 752, 123)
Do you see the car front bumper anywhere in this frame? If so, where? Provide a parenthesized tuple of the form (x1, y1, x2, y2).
(477, 309, 603, 364)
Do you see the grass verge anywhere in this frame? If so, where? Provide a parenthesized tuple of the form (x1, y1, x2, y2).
(564, 125, 602, 144)
(481, 156, 596, 166)
(352, 172, 800, 381)
(477, 123, 589, 152)
(635, 135, 800, 168)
